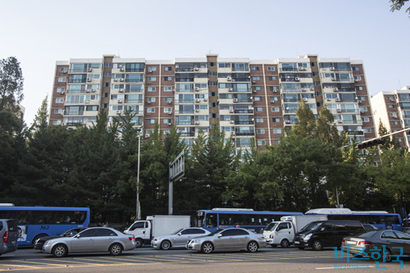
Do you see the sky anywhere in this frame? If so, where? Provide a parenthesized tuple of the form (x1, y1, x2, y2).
(0, 0, 409, 126)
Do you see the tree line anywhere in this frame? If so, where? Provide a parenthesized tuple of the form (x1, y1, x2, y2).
(1, 57, 409, 224)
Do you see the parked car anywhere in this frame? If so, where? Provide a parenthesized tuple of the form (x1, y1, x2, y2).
(0, 219, 18, 256)
(152, 227, 210, 250)
(186, 227, 266, 254)
(42, 227, 136, 257)
(294, 220, 364, 251)
(34, 227, 87, 250)
(342, 230, 410, 262)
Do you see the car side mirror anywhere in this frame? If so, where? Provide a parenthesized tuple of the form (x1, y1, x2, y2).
(74, 234, 80, 238)
(218, 234, 223, 238)
(320, 227, 325, 231)
(178, 233, 182, 236)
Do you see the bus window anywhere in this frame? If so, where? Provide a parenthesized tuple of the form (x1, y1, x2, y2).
(206, 213, 217, 228)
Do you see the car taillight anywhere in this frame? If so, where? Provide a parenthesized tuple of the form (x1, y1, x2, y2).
(129, 237, 135, 241)
(358, 240, 372, 246)
(3, 231, 8, 243)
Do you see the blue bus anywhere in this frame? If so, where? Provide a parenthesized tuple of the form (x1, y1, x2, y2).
(0, 205, 90, 246)
(196, 208, 303, 233)
(305, 208, 403, 230)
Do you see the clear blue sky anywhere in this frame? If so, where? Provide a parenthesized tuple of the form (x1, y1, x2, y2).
(1, 0, 409, 126)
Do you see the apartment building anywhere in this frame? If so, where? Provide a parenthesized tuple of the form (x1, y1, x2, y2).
(49, 54, 375, 150)
(371, 86, 410, 149)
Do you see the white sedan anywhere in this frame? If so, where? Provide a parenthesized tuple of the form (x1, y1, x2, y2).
(151, 227, 210, 250)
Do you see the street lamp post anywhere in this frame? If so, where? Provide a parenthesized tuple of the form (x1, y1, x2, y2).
(136, 129, 141, 220)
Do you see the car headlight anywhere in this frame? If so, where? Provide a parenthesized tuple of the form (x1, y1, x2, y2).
(303, 234, 312, 242)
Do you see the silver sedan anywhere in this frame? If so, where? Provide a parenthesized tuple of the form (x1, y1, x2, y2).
(152, 227, 210, 250)
(186, 228, 266, 254)
(42, 227, 136, 257)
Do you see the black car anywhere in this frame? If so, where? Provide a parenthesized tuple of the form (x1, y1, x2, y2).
(33, 227, 87, 250)
(294, 220, 364, 251)
(342, 230, 410, 262)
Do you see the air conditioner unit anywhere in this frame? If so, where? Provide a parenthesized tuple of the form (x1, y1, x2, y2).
(337, 109, 342, 113)
(116, 110, 121, 114)
(253, 89, 257, 93)
(167, 101, 172, 104)
(230, 120, 235, 124)
(119, 89, 124, 93)
(327, 98, 331, 101)
(118, 99, 123, 103)
(302, 88, 307, 92)
(86, 89, 91, 93)
(294, 77, 300, 81)
(234, 98, 239, 103)
(120, 78, 124, 82)
(194, 67, 199, 71)
(148, 70, 153, 73)
(195, 109, 200, 113)
(195, 121, 200, 125)
(337, 119, 343, 123)
(114, 78, 119, 82)
(330, 67, 335, 71)
(285, 120, 291, 124)
(203, 98, 208, 102)
(147, 100, 151, 104)
(227, 76, 232, 81)
(229, 88, 233, 92)
(62, 70, 67, 74)
(195, 99, 200, 103)
(358, 100, 362, 104)
(167, 122, 172, 126)
(87, 78, 92, 82)
(91, 89, 96, 93)
(331, 78, 337, 81)
(333, 88, 339, 92)
(59, 91, 65, 94)
(336, 98, 341, 102)
(88, 68, 93, 72)
(252, 80, 256, 84)
(195, 87, 200, 91)
(303, 98, 308, 102)
(168, 111, 172, 115)
(120, 68, 125, 72)
(145, 134, 150, 138)
(273, 90, 277, 93)
(229, 109, 234, 113)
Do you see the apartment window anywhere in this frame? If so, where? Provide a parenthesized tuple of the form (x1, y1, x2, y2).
(392, 121, 399, 125)
(146, 119, 155, 124)
(270, 96, 279, 102)
(148, 67, 157, 72)
(273, 128, 282, 134)
(208, 71, 217, 76)
(164, 107, 173, 113)
(269, 86, 278, 92)
(148, 76, 156, 81)
(255, 107, 263, 112)
(363, 128, 372, 133)
(56, 87, 65, 93)
(267, 66, 275, 71)
(256, 129, 265, 134)
(254, 96, 262, 101)
(147, 107, 155, 113)
(164, 86, 173, 92)
(209, 81, 218, 86)
(53, 109, 63, 114)
(257, 140, 266, 146)
(253, 86, 261, 91)
(164, 97, 173, 103)
(219, 63, 231, 68)
(268, 76, 277, 81)
(251, 66, 260, 71)
(252, 76, 261, 81)
(390, 112, 397, 118)
(164, 76, 173, 81)
(59, 67, 68, 73)
(272, 117, 281, 123)
(164, 66, 172, 71)
(56, 98, 64, 103)
(356, 86, 363, 91)
(148, 87, 156, 92)
(255, 118, 264, 123)
(353, 67, 360, 71)
(354, 76, 361, 81)
(271, 107, 280, 112)
(103, 72, 112, 77)
(58, 77, 66, 82)
(388, 104, 396, 109)
(362, 117, 370, 122)
(147, 97, 156, 103)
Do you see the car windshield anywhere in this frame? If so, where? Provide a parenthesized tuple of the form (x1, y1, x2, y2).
(264, 223, 278, 231)
(300, 222, 323, 232)
(171, 228, 184, 235)
(207, 229, 223, 236)
(357, 231, 378, 238)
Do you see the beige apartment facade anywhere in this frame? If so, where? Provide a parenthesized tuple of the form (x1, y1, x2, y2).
(49, 54, 376, 150)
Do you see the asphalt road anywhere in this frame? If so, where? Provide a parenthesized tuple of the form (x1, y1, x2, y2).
(0, 246, 408, 273)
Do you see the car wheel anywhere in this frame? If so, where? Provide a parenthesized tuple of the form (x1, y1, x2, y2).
(135, 238, 143, 248)
(201, 242, 214, 254)
(247, 241, 259, 253)
(160, 240, 171, 250)
(52, 244, 68, 258)
(312, 240, 323, 251)
(280, 239, 290, 248)
(109, 243, 123, 256)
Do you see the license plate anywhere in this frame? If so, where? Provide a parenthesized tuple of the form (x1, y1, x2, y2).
(294, 241, 300, 244)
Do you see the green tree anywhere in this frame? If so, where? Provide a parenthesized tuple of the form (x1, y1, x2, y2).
(390, 0, 410, 16)
(0, 57, 24, 113)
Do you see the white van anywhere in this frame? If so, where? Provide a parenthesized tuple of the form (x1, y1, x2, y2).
(0, 219, 18, 256)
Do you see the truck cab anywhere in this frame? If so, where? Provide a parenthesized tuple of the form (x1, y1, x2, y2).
(263, 221, 294, 248)
(124, 220, 151, 248)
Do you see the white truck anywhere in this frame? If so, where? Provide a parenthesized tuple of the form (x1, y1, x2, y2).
(263, 215, 327, 247)
(124, 215, 191, 248)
